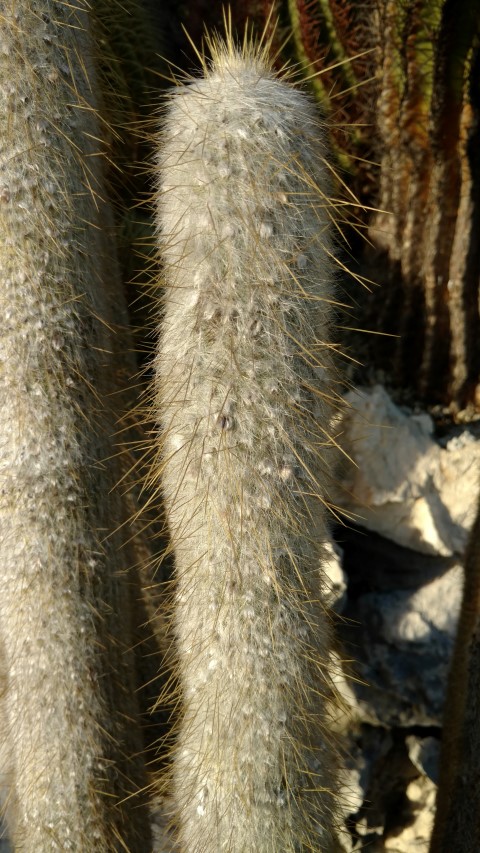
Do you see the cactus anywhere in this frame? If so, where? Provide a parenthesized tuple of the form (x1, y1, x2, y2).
(429, 492, 480, 852)
(154, 26, 343, 853)
(0, 2, 151, 849)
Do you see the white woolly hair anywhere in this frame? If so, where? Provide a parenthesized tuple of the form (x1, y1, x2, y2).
(153, 21, 344, 853)
(0, 2, 149, 849)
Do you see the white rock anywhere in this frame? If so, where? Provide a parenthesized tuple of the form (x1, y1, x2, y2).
(384, 775, 436, 852)
(381, 565, 463, 646)
(322, 539, 347, 612)
(406, 736, 440, 784)
(342, 562, 463, 726)
(338, 386, 480, 556)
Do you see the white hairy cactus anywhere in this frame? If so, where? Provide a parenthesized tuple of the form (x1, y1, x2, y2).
(0, 2, 149, 849)
(155, 31, 342, 853)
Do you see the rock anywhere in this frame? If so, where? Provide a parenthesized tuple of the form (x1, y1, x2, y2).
(341, 724, 436, 852)
(325, 385, 480, 850)
(340, 564, 463, 726)
(406, 736, 440, 785)
(384, 775, 436, 852)
(338, 522, 457, 593)
(323, 539, 347, 612)
(338, 386, 480, 556)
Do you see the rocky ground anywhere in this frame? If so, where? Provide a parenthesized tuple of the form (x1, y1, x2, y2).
(328, 384, 480, 851)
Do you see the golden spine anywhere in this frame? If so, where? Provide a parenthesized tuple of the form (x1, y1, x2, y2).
(0, 2, 149, 849)
(155, 34, 341, 852)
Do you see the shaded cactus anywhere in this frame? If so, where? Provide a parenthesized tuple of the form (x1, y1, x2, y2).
(365, 0, 480, 407)
(287, 0, 480, 409)
(430, 489, 480, 852)
(154, 27, 344, 853)
(0, 1, 151, 848)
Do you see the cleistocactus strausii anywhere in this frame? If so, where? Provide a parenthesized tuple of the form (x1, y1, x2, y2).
(0, 2, 150, 849)
(155, 31, 343, 853)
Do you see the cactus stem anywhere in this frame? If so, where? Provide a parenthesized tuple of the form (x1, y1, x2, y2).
(153, 25, 343, 853)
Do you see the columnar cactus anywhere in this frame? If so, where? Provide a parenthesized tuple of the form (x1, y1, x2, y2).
(0, 2, 149, 849)
(430, 494, 480, 852)
(155, 32, 342, 852)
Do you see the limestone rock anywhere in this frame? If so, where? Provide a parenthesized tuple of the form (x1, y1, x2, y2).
(323, 539, 347, 612)
(406, 736, 440, 785)
(340, 563, 463, 726)
(338, 386, 480, 556)
(384, 775, 436, 852)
